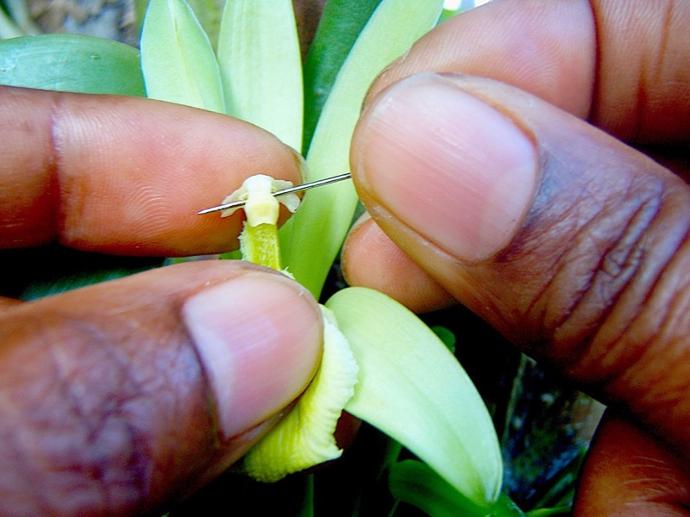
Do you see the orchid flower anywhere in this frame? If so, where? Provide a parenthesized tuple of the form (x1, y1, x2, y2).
(140, 0, 504, 512)
(0, 1, 509, 513)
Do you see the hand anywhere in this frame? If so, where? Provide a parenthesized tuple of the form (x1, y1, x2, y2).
(0, 87, 322, 514)
(344, 0, 690, 513)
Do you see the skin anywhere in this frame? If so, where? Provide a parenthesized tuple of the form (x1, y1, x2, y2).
(0, 90, 323, 514)
(0, 0, 687, 514)
(343, 0, 690, 514)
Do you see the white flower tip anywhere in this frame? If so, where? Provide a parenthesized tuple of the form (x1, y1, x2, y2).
(217, 174, 301, 223)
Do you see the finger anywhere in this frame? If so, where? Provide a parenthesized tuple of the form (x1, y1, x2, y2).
(575, 412, 690, 515)
(0, 261, 322, 514)
(0, 297, 21, 311)
(0, 86, 302, 254)
(368, 0, 690, 143)
(346, 0, 690, 310)
(342, 214, 453, 313)
(351, 73, 690, 455)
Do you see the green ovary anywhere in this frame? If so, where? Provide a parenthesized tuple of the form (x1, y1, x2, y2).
(240, 223, 281, 270)
(224, 173, 359, 481)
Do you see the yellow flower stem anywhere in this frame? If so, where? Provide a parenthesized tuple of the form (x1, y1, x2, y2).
(230, 174, 358, 483)
(240, 222, 281, 270)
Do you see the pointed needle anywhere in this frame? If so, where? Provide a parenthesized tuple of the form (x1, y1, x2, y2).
(197, 172, 352, 215)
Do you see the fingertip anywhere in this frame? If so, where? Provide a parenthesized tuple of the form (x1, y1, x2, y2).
(0, 261, 321, 514)
(183, 272, 322, 438)
(342, 214, 453, 313)
(353, 73, 539, 263)
(362, 0, 595, 117)
(576, 413, 690, 515)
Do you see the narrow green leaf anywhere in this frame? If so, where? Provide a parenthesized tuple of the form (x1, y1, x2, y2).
(141, 0, 225, 112)
(526, 508, 571, 517)
(431, 325, 457, 352)
(188, 0, 224, 48)
(492, 494, 527, 517)
(21, 264, 160, 301)
(281, 0, 443, 297)
(389, 460, 488, 517)
(1, 246, 161, 301)
(439, 8, 460, 23)
(4, 0, 40, 35)
(302, 0, 381, 150)
(0, 6, 22, 39)
(0, 34, 145, 95)
(298, 475, 315, 517)
(217, 0, 302, 150)
(326, 287, 502, 507)
(134, 0, 149, 34)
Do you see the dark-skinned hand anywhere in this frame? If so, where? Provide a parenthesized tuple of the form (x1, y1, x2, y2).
(0, 87, 323, 514)
(2, 0, 689, 514)
(343, 0, 690, 514)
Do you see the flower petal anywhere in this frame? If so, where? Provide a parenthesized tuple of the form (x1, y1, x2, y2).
(244, 306, 358, 481)
(327, 287, 502, 507)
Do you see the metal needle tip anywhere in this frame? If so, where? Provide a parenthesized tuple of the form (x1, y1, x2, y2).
(197, 172, 352, 215)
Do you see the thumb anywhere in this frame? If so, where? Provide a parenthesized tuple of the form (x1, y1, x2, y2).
(351, 73, 690, 453)
(0, 262, 321, 514)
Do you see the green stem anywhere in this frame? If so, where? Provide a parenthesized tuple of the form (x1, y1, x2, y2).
(386, 500, 400, 517)
(376, 438, 403, 483)
(500, 353, 528, 446)
(240, 223, 281, 270)
(298, 474, 315, 517)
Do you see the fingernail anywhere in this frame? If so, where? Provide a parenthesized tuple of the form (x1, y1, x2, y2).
(357, 73, 538, 262)
(183, 274, 322, 438)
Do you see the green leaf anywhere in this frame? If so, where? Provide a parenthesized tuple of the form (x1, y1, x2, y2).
(217, 0, 302, 150)
(302, 0, 381, 150)
(134, 0, 149, 33)
(431, 325, 457, 352)
(0, 247, 162, 301)
(280, 0, 443, 298)
(141, 0, 225, 112)
(326, 287, 502, 508)
(390, 462, 527, 517)
(526, 508, 571, 517)
(4, 0, 40, 35)
(188, 0, 224, 48)
(439, 8, 460, 23)
(21, 264, 159, 301)
(389, 460, 489, 517)
(0, 5, 22, 39)
(0, 34, 145, 95)
(298, 475, 315, 517)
